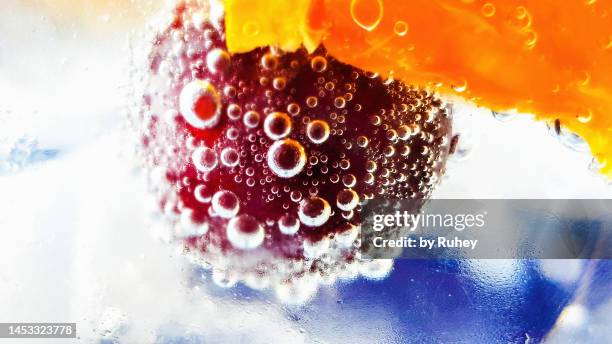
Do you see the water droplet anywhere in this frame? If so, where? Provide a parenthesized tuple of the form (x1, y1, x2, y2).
(179, 80, 221, 129)
(267, 139, 307, 178)
(226, 214, 265, 250)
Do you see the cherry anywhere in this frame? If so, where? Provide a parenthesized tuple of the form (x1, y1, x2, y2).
(136, 2, 453, 303)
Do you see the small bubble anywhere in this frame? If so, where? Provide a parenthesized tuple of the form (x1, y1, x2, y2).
(307, 120, 331, 144)
(243, 110, 261, 128)
(206, 48, 231, 74)
(211, 190, 240, 218)
(310, 56, 328, 73)
(481, 3, 496, 17)
(306, 96, 318, 108)
(278, 214, 300, 235)
(227, 214, 265, 250)
(267, 139, 307, 178)
(287, 103, 301, 116)
(194, 184, 213, 203)
(393, 21, 409, 36)
(261, 53, 279, 70)
(334, 97, 346, 109)
(192, 146, 218, 172)
(273, 77, 287, 90)
(227, 103, 243, 120)
(179, 80, 221, 129)
(524, 30, 538, 49)
(220, 147, 240, 167)
(577, 110, 593, 123)
(298, 197, 331, 227)
(452, 80, 468, 93)
(264, 112, 292, 140)
(336, 189, 359, 211)
(290, 190, 303, 202)
(357, 136, 369, 148)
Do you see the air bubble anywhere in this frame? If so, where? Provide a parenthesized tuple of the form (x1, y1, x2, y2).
(350, 0, 384, 32)
(261, 53, 278, 70)
(278, 214, 300, 235)
(306, 96, 318, 108)
(334, 97, 346, 109)
(273, 77, 287, 90)
(336, 189, 359, 211)
(481, 3, 496, 17)
(307, 120, 331, 144)
(310, 56, 328, 73)
(243, 110, 260, 128)
(179, 80, 221, 129)
(393, 21, 409, 36)
(192, 146, 218, 172)
(287, 103, 301, 116)
(298, 196, 331, 227)
(227, 103, 243, 120)
(178, 209, 209, 238)
(267, 139, 307, 178)
(226, 214, 265, 250)
(206, 48, 230, 74)
(220, 147, 240, 167)
(357, 136, 369, 147)
(194, 184, 213, 203)
(211, 190, 240, 218)
(264, 112, 292, 140)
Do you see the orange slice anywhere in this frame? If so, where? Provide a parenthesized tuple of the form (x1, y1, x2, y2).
(224, 0, 612, 177)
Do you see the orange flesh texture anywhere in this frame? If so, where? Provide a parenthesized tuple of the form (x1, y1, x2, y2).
(224, 0, 612, 177)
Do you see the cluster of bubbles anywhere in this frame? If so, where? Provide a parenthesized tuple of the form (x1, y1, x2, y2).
(133, 0, 452, 303)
